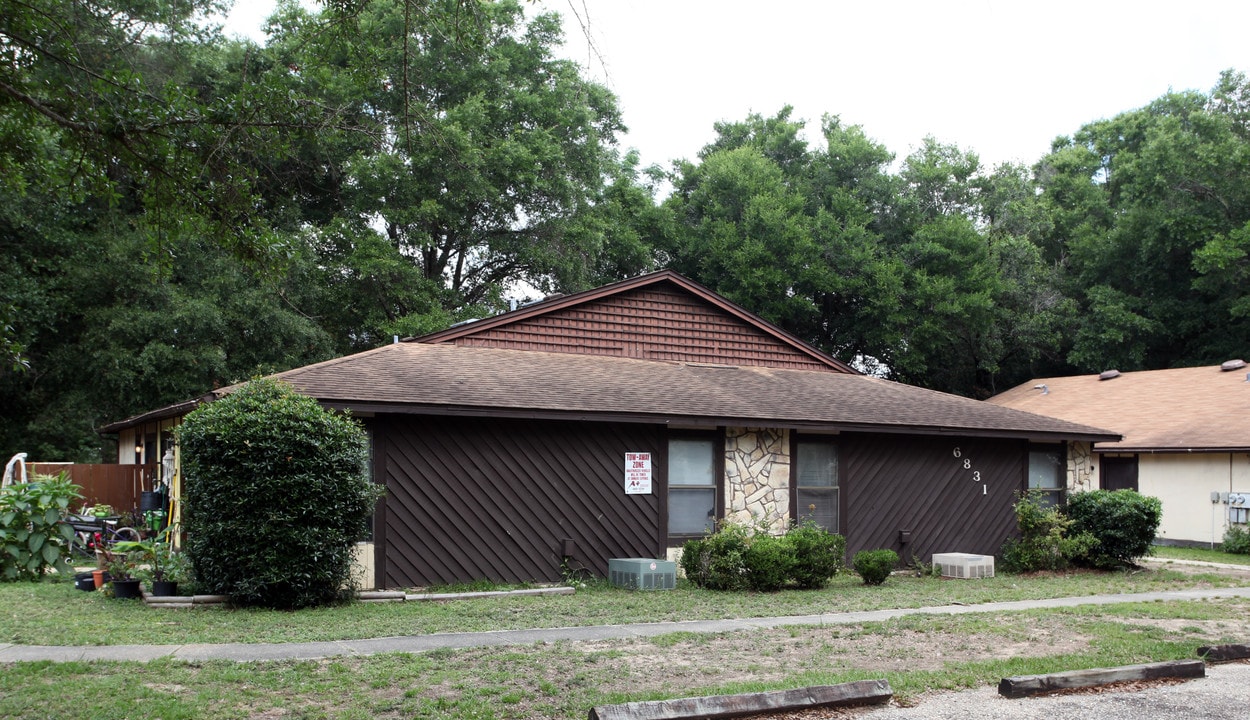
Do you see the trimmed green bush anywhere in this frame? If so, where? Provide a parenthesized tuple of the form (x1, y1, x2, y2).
(680, 520, 845, 591)
(1066, 490, 1162, 569)
(1000, 490, 1097, 573)
(679, 522, 750, 591)
(787, 520, 845, 589)
(179, 378, 384, 609)
(852, 548, 898, 586)
(1223, 525, 1250, 555)
(742, 533, 795, 592)
(0, 472, 81, 581)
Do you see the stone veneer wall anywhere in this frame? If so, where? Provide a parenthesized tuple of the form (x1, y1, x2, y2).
(1067, 441, 1096, 491)
(724, 427, 791, 533)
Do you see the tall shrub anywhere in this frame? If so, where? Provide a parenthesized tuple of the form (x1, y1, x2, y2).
(0, 472, 81, 581)
(179, 378, 383, 609)
(1066, 490, 1162, 569)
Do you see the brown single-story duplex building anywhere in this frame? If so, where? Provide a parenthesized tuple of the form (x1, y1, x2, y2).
(102, 271, 1117, 588)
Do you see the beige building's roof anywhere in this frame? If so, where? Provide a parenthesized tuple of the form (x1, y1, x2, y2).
(989, 363, 1250, 452)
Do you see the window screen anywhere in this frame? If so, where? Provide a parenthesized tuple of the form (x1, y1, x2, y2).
(668, 437, 716, 535)
(1028, 447, 1065, 508)
(796, 440, 838, 532)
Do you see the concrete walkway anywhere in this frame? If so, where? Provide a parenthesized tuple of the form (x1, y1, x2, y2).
(3, 586, 1249, 664)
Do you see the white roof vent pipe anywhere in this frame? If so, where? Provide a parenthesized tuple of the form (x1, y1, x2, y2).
(1033, 384, 1049, 395)
(1220, 358, 1246, 371)
(1099, 369, 1121, 381)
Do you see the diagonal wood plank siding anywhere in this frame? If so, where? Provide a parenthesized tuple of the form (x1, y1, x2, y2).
(843, 434, 1024, 562)
(449, 284, 843, 372)
(379, 415, 664, 587)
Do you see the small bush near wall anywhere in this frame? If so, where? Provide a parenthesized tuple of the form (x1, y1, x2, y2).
(680, 523, 751, 591)
(787, 521, 846, 589)
(852, 549, 898, 586)
(1000, 491, 1097, 573)
(1223, 525, 1250, 555)
(680, 520, 845, 592)
(1066, 490, 1163, 570)
(179, 378, 384, 609)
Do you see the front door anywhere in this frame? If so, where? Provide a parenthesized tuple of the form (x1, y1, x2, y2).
(1101, 455, 1139, 491)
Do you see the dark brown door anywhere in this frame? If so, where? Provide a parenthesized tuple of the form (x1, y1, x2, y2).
(1101, 455, 1139, 491)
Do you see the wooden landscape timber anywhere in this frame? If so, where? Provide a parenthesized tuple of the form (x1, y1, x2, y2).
(586, 680, 892, 720)
(998, 659, 1206, 698)
(1197, 643, 1250, 663)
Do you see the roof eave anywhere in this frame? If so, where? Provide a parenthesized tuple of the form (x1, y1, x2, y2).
(319, 400, 1120, 442)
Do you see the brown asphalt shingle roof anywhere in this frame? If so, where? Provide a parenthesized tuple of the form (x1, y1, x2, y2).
(988, 364, 1250, 451)
(250, 343, 1115, 441)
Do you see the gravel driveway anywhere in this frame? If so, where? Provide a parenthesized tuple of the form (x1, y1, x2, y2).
(855, 661, 1250, 720)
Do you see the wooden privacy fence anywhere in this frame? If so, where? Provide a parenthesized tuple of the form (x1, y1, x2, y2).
(28, 463, 158, 513)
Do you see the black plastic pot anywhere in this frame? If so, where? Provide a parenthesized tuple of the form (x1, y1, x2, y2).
(140, 490, 164, 512)
(111, 578, 142, 599)
(73, 572, 96, 592)
(150, 580, 179, 597)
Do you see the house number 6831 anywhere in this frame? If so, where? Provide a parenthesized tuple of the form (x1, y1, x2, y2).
(953, 447, 987, 496)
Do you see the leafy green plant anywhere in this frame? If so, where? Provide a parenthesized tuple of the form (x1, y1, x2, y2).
(1000, 490, 1097, 573)
(1066, 490, 1162, 569)
(105, 549, 140, 582)
(785, 520, 845, 589)
(114, 526, 191, 584)
(1222, 525, 1250, 555)
(852, 548, 898, 586)
(0, 472, 81, 581)
(179, 377, 385, 609)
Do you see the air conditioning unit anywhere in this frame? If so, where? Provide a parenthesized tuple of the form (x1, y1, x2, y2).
(608, 558, 676, 590)
(933, 552, 995, 579)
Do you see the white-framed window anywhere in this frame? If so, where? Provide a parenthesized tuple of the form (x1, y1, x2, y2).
(667, 437, 717, 536)
(796, 439, 838, 532)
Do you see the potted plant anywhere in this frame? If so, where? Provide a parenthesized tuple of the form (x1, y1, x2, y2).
(106, 549, 142, 599)
(144, 542, 190, 597)
(115, 526, 189, 597)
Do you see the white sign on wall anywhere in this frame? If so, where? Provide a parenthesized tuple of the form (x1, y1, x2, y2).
(625, 452, 652, 495)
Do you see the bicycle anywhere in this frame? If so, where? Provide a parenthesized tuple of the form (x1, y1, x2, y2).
(66, 514, 141, 562)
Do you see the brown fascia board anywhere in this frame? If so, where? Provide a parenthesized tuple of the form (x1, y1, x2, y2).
(96, 394, 217, 435)
(411, 270, 859, 374)
(319, 400, 1119, 443)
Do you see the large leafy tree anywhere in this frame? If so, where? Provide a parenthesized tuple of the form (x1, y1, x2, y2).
(1038, 70, 1250, 371)
(267, 0, 635, 349)
(659, 110, 1070, 397)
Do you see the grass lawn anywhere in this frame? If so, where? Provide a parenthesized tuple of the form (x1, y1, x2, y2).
(1152, 544, 1250, 566)
(0, 564, 1247, 719)
(1, 564, 1245, 646)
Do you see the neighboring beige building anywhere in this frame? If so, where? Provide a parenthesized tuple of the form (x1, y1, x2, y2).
(989, 361, 1250, 547)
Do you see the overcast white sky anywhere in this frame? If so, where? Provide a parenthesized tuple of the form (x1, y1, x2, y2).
(224, 1, 1250, 171)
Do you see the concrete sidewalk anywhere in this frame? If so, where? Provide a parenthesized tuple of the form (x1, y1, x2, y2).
(3, 586, 1249, 664)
